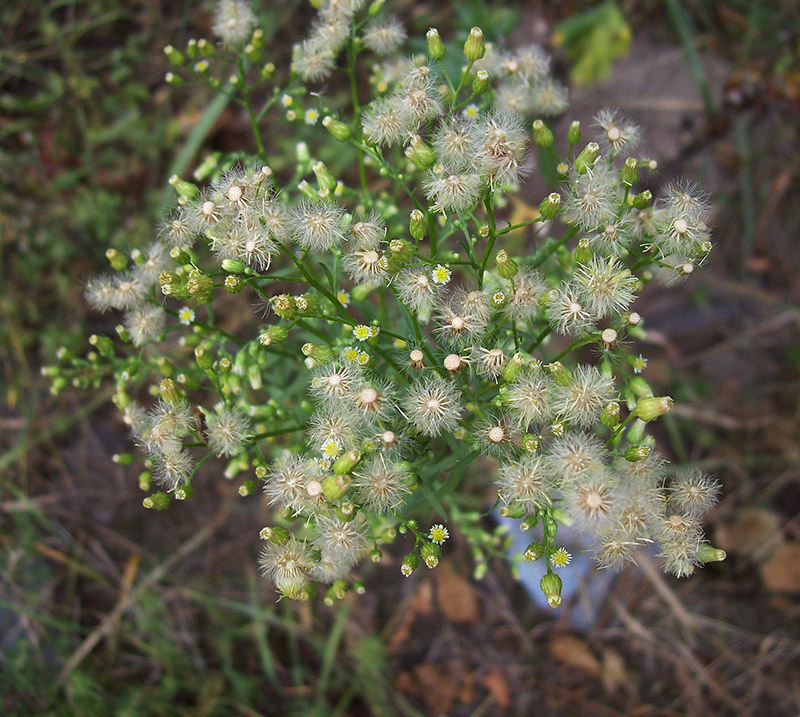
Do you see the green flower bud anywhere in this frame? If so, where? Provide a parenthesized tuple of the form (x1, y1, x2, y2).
(567, 120, 581, 145)
(261, 62, 276, 80)
(495, 249, 518, 279)
(629, 376, 654, 398)
(625, 418, 646, 444)
(490, 290, 507, 308)
(538, 192, 562, 219)
(112, 453, 133, 466)
(573, 141, 600, 174)
(297, 180, 318, 201)
(194, 346, 213, 371)
(621, 157, 639, 186)
(259, 325, 288, 346)
(351, 284, 375, 303)
(544, 516, 558, 539)
(259, 525, 290, 544)
(186, 39, 198, 59)
(245, 43, 260, 63)
(322, 115, 351, 141)
(426, 28, 445, 59)
(472, 69, 490, 94)
(463, 27, 485, 61)
(332, 450, 361, 475)
(143, 492, 171, 510)
(368, 0, 385, 16)
(601, 401, 620, 428)
(572, 237, 591, 264)
(523, 541, 545, 561)
(624, 445, 651, 462)
(521, 433, 540, 452)
(546, 361, 572, 387)
(540, 572, 563, 608)
(138, 471, 152, 491)
(697, 545, 727, 564)
(632, 189, 653, 209)
(224, 275, 244, 294)
(322, 474, 351, 501)
(532, 119, 554, 148)
(89, 334, 114, 358)
(336, 500, 357, 521)
(251, 27, 265, 49)
(421, 542, 441, 569)
(186, 269, 213, 303)
(168, 174, 198, 200)
(389, 238, 415, 262)
(369, 548, 383, 563)
(197, 38, 215, 58)
(499, 502, 526, 519)
(520, 515, 539, 532)
(409, 209, 427, 240)
(222, 258, 245, 274)
(165, 72, 183, 87)
(271, 294, 297, 319)
(105, 248, 127, 271)
(404, 134, 436, 170)
(502, 352, 528, 383)
(633, 396, 674, 422)
(401, 552, 419, 576)
(163, 45, 184, 66)
(301, 343, 334, 363)
(312, 161, 337, 192)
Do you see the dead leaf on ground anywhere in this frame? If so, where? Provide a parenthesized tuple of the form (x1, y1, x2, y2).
(482, 669, 511, 710)
(387, 580, 433, 650)
(601, 648, 627, 695)
(396, 663, 460, 715)
(760, 542, 800, 593)
(715, 507, 783, 558)
(548, 633, 601, 676)
(433, 561, 480, 625)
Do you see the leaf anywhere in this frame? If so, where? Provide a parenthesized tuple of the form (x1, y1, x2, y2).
(553, 1, 632, 85)
(548, 634, 601, 676)
(760, 543, 800, 593)
(434, 562, 480, 625)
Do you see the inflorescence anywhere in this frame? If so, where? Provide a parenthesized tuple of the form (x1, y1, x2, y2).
(49, 0, 725, 608)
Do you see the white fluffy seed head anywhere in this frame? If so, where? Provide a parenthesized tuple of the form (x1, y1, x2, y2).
(404, 377, 463, 437)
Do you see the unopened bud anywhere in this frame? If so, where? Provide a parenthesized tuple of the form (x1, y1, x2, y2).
(546, 361, 572, 387)
(539, 192, 562, 219)
(574, 141, 600, 174)
(601, 401, 620, 428)
(632, 190, 652, 209)
(472, 69, 490, 94)
(322, 115, 351, 141)
(401, 552, 419, 577)
(633, 396, 674, 422)
(532, 119, 554, 148)
(322, 474, 351, 501)
(621, 157, 639, 186)
(495, 249, 518, 279)
(567, 120, 581, 145)
(404, 134, 436, 170)
(697, 545, 727, 564)
(540, 572, 563, 608)
(312, 161, 337, 192)
(463, 27, 485, 61)
(332, 449, 361, 475)
(523, 541, 545, 561)
(409, 209, 427, 240)
(421, 542, 441, 569)
(426, 28, 445, 59)
(624, 445, 651, 462)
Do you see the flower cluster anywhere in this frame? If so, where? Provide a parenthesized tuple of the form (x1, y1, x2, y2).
(51, 0, 725, 608)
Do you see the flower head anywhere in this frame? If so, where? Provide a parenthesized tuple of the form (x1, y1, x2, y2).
(428, 524, 449, 544)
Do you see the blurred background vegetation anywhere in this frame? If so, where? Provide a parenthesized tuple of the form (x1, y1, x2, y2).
(2, 0, 800, 714)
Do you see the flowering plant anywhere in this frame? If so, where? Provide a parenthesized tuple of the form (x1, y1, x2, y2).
(48, 0, 725, 608)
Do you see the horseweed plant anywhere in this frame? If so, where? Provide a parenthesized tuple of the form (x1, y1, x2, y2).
(47, 0, 727, 608)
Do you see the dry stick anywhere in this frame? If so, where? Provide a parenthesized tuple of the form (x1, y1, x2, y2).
(57, 501, 230, 684)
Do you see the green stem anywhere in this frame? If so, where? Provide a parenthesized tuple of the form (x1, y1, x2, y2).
(477, 194, 498, 289)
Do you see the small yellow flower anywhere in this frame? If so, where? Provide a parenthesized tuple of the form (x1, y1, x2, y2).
(393, 338, 407, 350)
(432, 264, 452, 285)
(178, 307, 195, 325)
(428, 524, 449, 545)
(321, 439, 342, 459)
(550, 547, 572, 568)
(352, 324, 371, 341)
(281, 93, 293, 107)
(633, 354, 648, 374)
(342, 346, 360, 362)
(337, 290, 350, 307)
(454, 426, 467, 440)
(368, 325, 380, 338)
(357, 352, 370, 366)
(462, 103, 480, 119)
(304, 108, 319, 125)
